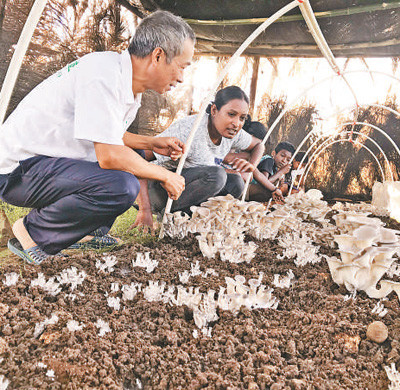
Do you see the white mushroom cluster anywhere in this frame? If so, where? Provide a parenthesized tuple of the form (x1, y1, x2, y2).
(277, 231, 323, 266)
(132, 252, 158, 273)
(163, 194, 289, 262)
(277, 189, 331, 222)
(385, 362, 400, 390)
(327, 215, 400, 298)
(140, 274, 277, 333)
(372, 181, 400, 222)
(3, 272, 19, 287)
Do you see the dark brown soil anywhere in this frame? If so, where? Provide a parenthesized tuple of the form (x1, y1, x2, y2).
(1, 220, 400, 389)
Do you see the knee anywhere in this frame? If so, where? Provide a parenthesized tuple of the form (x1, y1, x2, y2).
(207, 166, 228, 193)
(227, 173, 245, 198)
(108, 172, 140, 212)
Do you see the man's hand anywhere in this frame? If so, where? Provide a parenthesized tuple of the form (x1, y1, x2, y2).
(152, 137, 185, 161)
(231, 158, 255, 173)
(128, 208, 155, 234)
(161, 171, 185, 200)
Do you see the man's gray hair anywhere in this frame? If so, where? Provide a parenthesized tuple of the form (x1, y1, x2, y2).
(128, 10, 195, 63)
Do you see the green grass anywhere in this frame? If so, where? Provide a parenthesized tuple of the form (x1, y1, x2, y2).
(0, 201, 158, 249)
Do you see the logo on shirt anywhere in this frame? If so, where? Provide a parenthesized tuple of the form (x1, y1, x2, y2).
(214, 157, 222, 166)
(57, 60, 80, 77)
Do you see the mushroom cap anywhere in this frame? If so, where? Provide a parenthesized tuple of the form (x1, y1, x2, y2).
(373, 247, 397, 265)
(353, 225, 378, 241)
(305, 189, 323, 201)
(353, 249, 374, 268)
(190, 206, 211, 219)
(338, 249, 359, 264)
(234, 275, 246, 285)
(377, 228, 399, 244)
(334, 264, 360, 286)
(333, 234, 358, 252)
(365, 280, 394, 299)
(355, 263, 389, 291)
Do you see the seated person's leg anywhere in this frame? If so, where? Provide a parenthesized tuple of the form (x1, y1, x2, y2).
(247, 183, 273, 202)
(1, 156, 140, 255)
(218, 172, 244, 199)
(148, 165, 228, 215)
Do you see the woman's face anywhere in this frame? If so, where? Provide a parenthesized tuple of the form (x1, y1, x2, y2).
(210, 99, 249, 139)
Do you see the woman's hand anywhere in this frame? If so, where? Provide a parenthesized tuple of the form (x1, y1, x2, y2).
(152, 137, 185, 160)
(161, 171, 185, 200)
(231, 158, 255, 173)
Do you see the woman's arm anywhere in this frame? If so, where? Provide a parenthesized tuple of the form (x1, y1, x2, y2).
(244, 136, 264, 168)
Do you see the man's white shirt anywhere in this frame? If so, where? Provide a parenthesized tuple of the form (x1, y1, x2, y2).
(0, 50, 141, 174)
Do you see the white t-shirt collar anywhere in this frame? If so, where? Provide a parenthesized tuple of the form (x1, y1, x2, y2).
(121, 50, 135, 104)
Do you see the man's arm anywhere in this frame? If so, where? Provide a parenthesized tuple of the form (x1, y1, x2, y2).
(123, 132, 184, 160)
(94, 143, 184, 199)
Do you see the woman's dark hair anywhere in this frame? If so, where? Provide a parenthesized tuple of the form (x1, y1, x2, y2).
(243, 121, 267, 140)
(206, 86, 249, 114)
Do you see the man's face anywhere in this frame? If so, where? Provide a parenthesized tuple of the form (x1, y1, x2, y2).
(272, 149, 292, 168)
(151, 39, 194, 94)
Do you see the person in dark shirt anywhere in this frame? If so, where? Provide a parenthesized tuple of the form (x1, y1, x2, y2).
(248, 141, 295, 202)
(280, 151, 309, 196)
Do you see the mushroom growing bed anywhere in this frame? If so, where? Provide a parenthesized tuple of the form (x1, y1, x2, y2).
(1, 193, 400, 389)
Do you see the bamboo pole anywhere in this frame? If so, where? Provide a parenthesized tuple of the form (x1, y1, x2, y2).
(249, 57, 260, 118)
(185, 2, 400, 26)
(0, 0, 48, 124)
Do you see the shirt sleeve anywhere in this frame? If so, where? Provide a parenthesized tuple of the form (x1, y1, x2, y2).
(231, 130, 253, 151)
(154, 116, 191, 166)
(74, 74, 124, 145)
(258, 157, 275, 176)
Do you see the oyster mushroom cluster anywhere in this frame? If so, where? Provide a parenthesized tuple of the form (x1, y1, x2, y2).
(277, 189, 331, 222)
(163, 194, 289, 262)
(372, 181, 400, 222)
(140, 274, 278, 334)
(277, 230, 324, 266)
(327, 214, 400, 299)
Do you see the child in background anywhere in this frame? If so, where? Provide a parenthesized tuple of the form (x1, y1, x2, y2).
(248, 141, 295, 202)
(280, 151, 309, 196)
(225, 121, 295, 202)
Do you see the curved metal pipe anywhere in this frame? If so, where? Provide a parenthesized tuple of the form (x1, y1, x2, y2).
(287, 120, 399, 197)
(242, 69, 400, 200)
(302, 139, 385, 187)
(288, 130, 393, 196)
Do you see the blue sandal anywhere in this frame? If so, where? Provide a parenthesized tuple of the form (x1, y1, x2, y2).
(8, 238, 49, 265)
(68, 234, 120, 250)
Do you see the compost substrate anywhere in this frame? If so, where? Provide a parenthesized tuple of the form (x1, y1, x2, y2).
(1, 218, 400, 389)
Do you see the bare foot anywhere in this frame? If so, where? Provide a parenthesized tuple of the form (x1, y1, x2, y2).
(12, 218, 37, 250)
